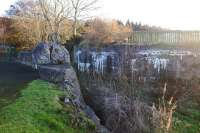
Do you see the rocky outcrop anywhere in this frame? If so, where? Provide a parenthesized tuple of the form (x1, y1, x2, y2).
(32, 43, 51, 64)
(74, 45, 200, 81)
(17, 42, 108, 133)
(32, 42, 70, 65)
(37, 64, 111, 132)
(51, 43, 70, 64)
(38, 64, 85, 107)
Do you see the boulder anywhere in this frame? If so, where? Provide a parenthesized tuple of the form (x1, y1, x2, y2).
(18, 42, 106, 133)
(32, 42, 70, 65)
(51, 43, 70, 64)
(32, 42, 51, 65)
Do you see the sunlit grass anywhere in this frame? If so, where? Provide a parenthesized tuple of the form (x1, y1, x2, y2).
(0, 80, 95, 133)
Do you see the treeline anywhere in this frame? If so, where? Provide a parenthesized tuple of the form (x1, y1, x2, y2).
(0, 0, 166, 50)
(125, 20, 168, 31)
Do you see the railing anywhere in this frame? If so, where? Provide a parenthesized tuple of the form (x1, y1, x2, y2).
(128, 31, 200, 44)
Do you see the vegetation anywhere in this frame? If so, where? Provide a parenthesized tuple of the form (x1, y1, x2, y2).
(0, 0, 167, 50)
(77, 70, 200, 133)
(0, 0, 200, 133)
(0, 80, 95, 133)
(173, 101, 200, 133)
(83, 18, 131, 46)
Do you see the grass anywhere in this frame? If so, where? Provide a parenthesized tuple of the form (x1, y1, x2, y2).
(173, 102, 200, 133)
(0, 80, 95, 133)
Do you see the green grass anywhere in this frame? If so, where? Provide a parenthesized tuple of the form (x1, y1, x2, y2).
(173, 102, 200, 133)
(0, 80, 95, 133)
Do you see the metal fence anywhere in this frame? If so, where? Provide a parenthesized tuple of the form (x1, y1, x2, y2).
(128, 31, 200, 44)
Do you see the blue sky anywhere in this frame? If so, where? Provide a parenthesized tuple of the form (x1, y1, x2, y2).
(1, 0, 200, 30)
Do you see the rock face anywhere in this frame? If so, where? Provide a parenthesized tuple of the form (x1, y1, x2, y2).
(32, 42, 70, 65)
(82, 84, 160, 133)
(17, 42, 107, 132)
(38, 65, 105, 132)
(38, 64, 71, 83)
(38, 64, 85, 107)
(51, 43, 70, 64)
(32, 43, 51, 64)
(74, 45, 200, 81)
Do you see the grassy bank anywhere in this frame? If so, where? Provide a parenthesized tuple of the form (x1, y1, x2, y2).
(0, 80, 95, 133)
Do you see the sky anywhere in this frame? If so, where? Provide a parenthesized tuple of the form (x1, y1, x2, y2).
(0, 0, 16, 16)
(1, 0, 200, 30)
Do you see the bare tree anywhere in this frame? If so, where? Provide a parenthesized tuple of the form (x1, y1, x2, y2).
(6, 0, 73, 47)
(70, 0, 98, 36)
(6, 0, 100, 49)
(38, 0, 72, 42)
(6, 0, 46, 49)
